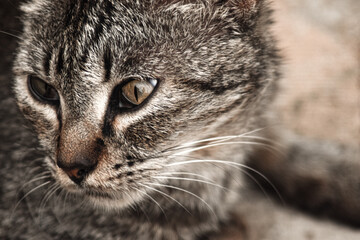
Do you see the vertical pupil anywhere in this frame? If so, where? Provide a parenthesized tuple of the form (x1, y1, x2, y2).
(119, 78, 157, 108)
(44, 84, 52, 97)
(37, 80, 46, 95)
(134, 86, 139, 102)
(38, 80, 49, 97)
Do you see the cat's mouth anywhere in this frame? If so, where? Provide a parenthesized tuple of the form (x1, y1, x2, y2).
(78, 188, 144, 210)
(84, 189, 114, 199)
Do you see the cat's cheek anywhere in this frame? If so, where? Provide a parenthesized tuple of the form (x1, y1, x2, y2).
(112, 114, 145, 133)
(17, 104, 58, 152)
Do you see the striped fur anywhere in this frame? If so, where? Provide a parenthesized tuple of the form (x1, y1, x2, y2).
(12, 0, 283, 239)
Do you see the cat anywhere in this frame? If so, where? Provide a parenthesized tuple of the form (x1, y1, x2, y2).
(2, 0, 359, 239)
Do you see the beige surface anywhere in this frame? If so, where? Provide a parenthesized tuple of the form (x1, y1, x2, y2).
(238, 192, 360, 240)
(273, 0, 360, 147)
(218, 1, 360, 239)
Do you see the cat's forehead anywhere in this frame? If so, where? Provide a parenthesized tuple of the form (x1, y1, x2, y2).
(20, 1, 196, 80)
(17, 0, 262, 101)
(21, 1, 154, 51)
(21, 0, 185, 46)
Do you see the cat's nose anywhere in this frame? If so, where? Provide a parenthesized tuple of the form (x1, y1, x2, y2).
(56, 127, 105, 184)
(57, 157, 97, 184)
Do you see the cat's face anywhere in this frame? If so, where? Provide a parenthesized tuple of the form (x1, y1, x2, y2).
(13, 0, 277, 209)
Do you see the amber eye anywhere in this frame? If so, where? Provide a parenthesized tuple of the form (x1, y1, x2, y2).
(119, 78, 158, 109)
(28, 76, 59, 104)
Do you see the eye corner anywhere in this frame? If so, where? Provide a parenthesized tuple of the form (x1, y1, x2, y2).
(27, 75, 60, 105)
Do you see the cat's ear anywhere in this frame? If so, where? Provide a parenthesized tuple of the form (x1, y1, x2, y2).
(214, 0, 265, 22)
(152, 0, 263, 12)
(214, 0, 262, 13)
(152, 0, 265, 24)
(214, 0, 268, 31)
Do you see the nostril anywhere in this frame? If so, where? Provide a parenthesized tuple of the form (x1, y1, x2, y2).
(63, 168, 87, 185)
(77, 169, 88, 178)
(59, 162, 97, 185)
(57, 147, 100, 184)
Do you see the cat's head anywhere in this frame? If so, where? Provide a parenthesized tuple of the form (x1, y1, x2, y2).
(13, 0, 278, 209)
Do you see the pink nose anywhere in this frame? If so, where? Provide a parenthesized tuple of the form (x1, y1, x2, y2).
(57, 153, 98, 185)
(62, 167, 90, 184)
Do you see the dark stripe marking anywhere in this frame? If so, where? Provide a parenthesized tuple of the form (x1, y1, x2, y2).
(103, 46, 112, 82)
(57, 104, 62, 132)
(43, 50, 52, 77)
(93, 14, 106, 43)
(56, 47, 64, 74)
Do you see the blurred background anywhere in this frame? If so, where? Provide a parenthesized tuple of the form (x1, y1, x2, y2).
(273, 0, 359, 148)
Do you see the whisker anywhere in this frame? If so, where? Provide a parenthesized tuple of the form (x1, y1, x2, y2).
(127, 187, 151, 222)
(49, 188, 69, 229)
(11, 181, 51, 218)
(39, 183, 60, 214)
(160, 171, 216, 183)
(148, 182, 216, 216)
(61, 190, 71, 214)
(134, 187, 167, 218)
(123, 191, 139, 213)
(173, 141, 283, 157)
(166, 159, 284, 204)
(239, 135, 285, 148)
(153, 176, 230, 192)
(19, 173, 51, 191)
(155, 128, 268, 158)
(173, 127, 267, 149)
(139, 183, 191, 215)
(37, 183, 60, 225)
(21, 164, 45, 177)
(0, 30, 25, 41)
(235, 166, 273, 202)
(0, 30, 42, 55)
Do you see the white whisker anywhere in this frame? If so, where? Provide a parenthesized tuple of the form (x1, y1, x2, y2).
(160, 171, 216, 183)
(153, 176, 230, 192)
(139, 183, 191, 214)
(38, 183, 60, 224)
(148, 182, 216, 216)
(174, 141, 282, 156)
(235, 166, 272, 202)
(127, 187, 151, 222)
(0, 30, 25, 41)
(19, 173, 51, 191)
(39, 183, 60, 213)
(11, 181, 51, 218)
(240, 135, 285, 148)
(166, 159, 284, 204)
(173, 128, 267, 149)
(134, 187, 167, 218)
(123, 191, 139, 212)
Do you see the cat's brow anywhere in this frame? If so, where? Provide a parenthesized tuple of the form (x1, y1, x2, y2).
(56, 47, 64, 75)
(103, 47, 112, 83)
(43, 51, 52, 77)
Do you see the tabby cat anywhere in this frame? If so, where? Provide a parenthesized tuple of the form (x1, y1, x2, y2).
(4, 0, 360, 239)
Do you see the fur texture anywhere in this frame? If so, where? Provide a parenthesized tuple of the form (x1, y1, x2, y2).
(4, 0, 359, 239)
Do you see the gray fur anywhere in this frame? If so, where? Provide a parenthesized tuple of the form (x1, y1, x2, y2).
(3, 0, 359, 239)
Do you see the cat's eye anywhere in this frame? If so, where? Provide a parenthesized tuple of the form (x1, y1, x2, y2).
(28, 76, 59, 104)
(119, 78, 158, 109)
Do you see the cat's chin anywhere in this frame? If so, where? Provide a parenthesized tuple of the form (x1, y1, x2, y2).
(86, 195, 133, 211)
(75, 189, 144, 211)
